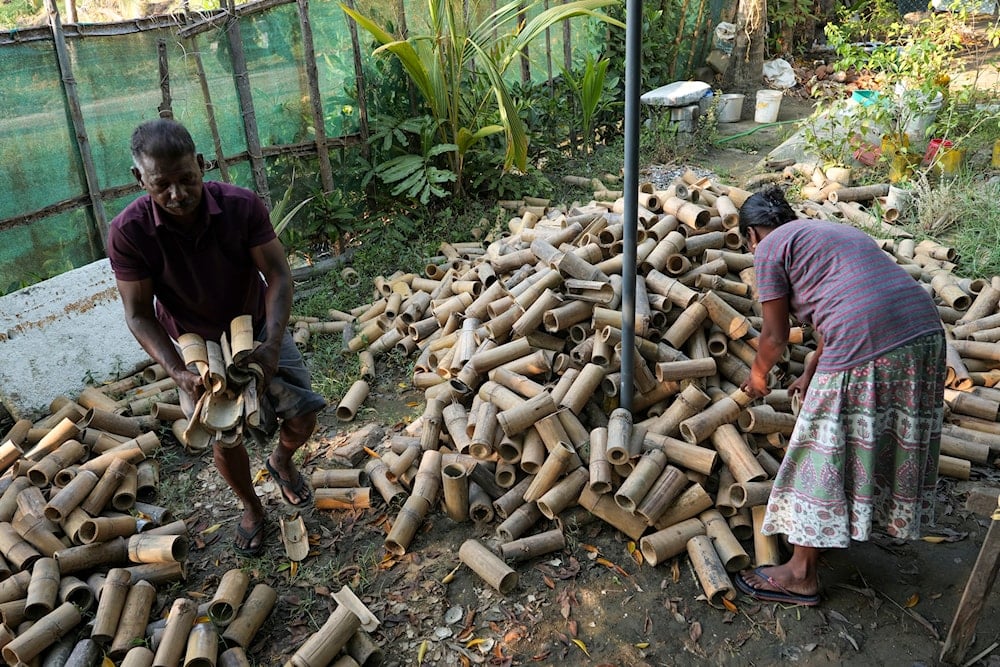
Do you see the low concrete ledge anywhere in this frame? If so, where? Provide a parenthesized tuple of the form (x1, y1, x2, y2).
(0, 259, 146, 418)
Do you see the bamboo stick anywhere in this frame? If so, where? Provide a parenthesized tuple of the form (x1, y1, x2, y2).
(459, 539, 518, 594)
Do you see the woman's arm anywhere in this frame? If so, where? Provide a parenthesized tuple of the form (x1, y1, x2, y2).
(742, 296, 791, 398)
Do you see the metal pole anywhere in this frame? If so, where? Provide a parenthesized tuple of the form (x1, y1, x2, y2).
(619, 0, 642, 412)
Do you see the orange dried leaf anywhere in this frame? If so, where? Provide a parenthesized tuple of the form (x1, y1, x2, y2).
(722, 597, 738, 613)
(543, 575, 555, 589)
(363, 446, 381, 459)
(905, 593, 919, 608)
(626, 541, 637, 554)
(671, 559, 680, 583)
(465, 637, 485, 648)
(581, 543, 599, 553)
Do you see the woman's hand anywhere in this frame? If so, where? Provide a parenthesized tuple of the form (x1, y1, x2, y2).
(741, 370, 771, 400)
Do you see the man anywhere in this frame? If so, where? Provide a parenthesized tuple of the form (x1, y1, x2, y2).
(107, 118, 325, 556)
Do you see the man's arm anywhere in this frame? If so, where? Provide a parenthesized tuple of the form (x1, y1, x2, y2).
(116, 278, 203, 400)
(249, 238, 293, 379)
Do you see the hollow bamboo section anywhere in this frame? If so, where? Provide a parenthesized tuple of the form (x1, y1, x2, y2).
(222, 584, 277, 649)
(2, 601, 82, 665)
(639, 517, 705, 566)
(153, 597, 198, 667)
(752, 505, 781, 567)
(687, 535, 736, 607)
(459, 539, 518, 594)
(209, 569, 250, 627)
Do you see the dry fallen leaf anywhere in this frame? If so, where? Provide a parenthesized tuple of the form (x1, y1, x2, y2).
(671, 560, 681, 583)
(775, 617, 786, 642)
(905, 593, 919, 608)
(921, 536, 947, 543)
(543, 575, 555, 590)
(571, 639, 591, 657)
(722, 597, 738, 613)
(689, 621, 702, 643)
(417, 639, 428, 665)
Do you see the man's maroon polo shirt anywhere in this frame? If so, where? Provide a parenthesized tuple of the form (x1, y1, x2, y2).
(107, 181, 276, 341)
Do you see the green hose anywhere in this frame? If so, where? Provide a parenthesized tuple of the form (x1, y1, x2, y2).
(714, 119, 800, 144)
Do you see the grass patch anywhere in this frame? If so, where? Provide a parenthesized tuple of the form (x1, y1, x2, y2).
(914, 176, 1000, 279)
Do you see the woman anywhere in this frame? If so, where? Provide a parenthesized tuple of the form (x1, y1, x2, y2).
(734, 187, 945, 606)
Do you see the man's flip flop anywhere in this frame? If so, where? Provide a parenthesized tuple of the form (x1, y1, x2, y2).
(264, 459, 312, 506)
(234, 519, 267, 557)
(735, 567, 820, 606)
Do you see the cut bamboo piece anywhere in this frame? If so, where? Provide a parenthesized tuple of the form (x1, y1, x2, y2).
(184, 621, 218, 667)
(25, 557, 59, 620)
(109, 580, 157, 659)
(752, 505, 781, 567)
(2, 601, 81, 665)
(222, 584, 277, 649)
(91, 568, 131, 644)
(635, 465, 688, 525)
(153, 597, 198, 667)
(536, 467, 589, 519)
(642, 432, 718, 476)
(711, 426, 768, 483)
(442, 463, 470, 523)
(459, 539, 518, 594)
(615, 449, 668, 512)
(700, 509, 750, 572)
(55, 537, 128, 574)
(122, 646, 155, 667)
(653, 483, 714, 530)
(579, 486, 648, 541)
(314, 487, 371, 511)
(496, 501, 543, 543)
(588, 427, 612, 494)
(522, 442, 576, 503)
(729, 481, 774, 509)
(639, 517, 705, 566)
(499, 528, 566, 562)
(209, 569, 249, 627)
(606, 407, 634, 466)
(219, 647, 252, 667)
(336, 380, 370, 422)
(687, 534, 736, 607)
(646, 384, 711, 437)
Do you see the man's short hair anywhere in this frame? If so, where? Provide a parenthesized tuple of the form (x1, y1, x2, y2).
(131, 118, 196, 162)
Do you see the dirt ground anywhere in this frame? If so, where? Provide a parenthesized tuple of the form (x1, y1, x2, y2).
(155, 104, 1000, 667)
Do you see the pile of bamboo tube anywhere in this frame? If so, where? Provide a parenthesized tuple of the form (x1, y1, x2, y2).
(300, 170, 999, 604)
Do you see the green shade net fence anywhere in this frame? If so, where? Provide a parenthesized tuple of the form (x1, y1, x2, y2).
(0, 0, 717, 295)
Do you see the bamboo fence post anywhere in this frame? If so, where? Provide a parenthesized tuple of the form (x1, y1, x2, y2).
(295, 0, 334, 193)
(459, 539, 518, 594)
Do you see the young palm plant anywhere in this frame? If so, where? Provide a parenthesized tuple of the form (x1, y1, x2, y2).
(341, 0, 622, 193)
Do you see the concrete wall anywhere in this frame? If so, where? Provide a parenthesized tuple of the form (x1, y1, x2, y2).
(0, 259, 147, 418)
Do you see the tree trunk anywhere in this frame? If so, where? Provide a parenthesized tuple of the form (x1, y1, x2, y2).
(722, 0, 767, 115)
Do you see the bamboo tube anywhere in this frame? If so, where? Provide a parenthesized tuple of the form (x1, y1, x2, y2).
(700, 509, 750, 572)
(314, 486, 371, 511)
(605, 407, 633, 466)
(687, 534, 736, 607)
(419, 399, 445, 452)
(27, 439, 87, 487)
(127, 533, 188, 564)
(469, 482, 494, 523)
(496, 498, 542, 543)
(23, 418, 81, 462)
(286, 604, 361, 667)
(124, 561, 185, 587)
(112, 465, 138, 511)
(92, 568, 132, 644)
(522, 442, 575, 503)
(384, 495, 431, 556)
(755, 449, 782, 478)
(944, 388, 999, 421)
(11, 511, 63, 558)
(700, 291, 750, 340)
(536, 467, 589, 519)
(459, 540, 518, 594)
(78, 515, 136, 545)
(497, 392, 558, 437)
(135, 460, 159, 504)
(222, 584, 277, 649)
(183, 621, 217, 667)
(579, 486, 648, 540)
(363, 458, 406, 507)
(729, 481, 774, 509)
(642, 432, 717, 476)
(335, 380, 370, 422)
(492, 476, 534, 520)
(654, 358, 717, 382)
(0, 522, 41, 570)
(635, 465, 688, 525)
(25, 557, 59, 621)
(122, 646, 155, 667)
(653, 483, 714, 530)
(442, 403, 472, 453)
(939, 434, 991, 465)
(752, 505, 781, 567)
(469, 403, 499, 460)
(499, 529, 566, 563)
(615, 449, 668, 512)
(109, 580, 157, 659)
(0, 571, 30, 605)
(0, 599, 26, 628)
(82, 409, 143, 439)
(645, 385, 711, 438)
(218, 647, 252, 667)
(54, 537, 129, 575)
(442, 464, 470, 523)
(78, 432, 159, 477)
(208, 568, 250, 628)
(55, 576, 93, 615)
(711, 426, 768, 483)
(77, 386, 121, 413)
(588, 427, 612, 494)
(738, 405, 797, 436)
(938, 454, 971, 480)
(2, 601, 81, 665)
(639, 517, 705, 566)
(678, 393, 745, 444)
(558, 363, 606, 415)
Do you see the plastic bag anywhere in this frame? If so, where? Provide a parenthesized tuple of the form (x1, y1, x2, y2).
(714, 22, 736, 54)
(763, 58, 796, 89)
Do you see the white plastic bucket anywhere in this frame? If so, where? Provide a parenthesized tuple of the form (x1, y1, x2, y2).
(717, 93, 744, 123)
(754, 89, 783, 123)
